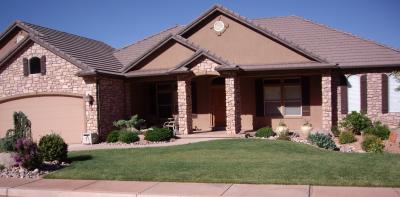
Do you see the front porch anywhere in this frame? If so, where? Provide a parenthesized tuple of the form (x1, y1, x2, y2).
(125, 58, 335, 135)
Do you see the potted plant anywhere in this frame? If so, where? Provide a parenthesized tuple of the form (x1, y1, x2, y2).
(301, 121, 313, 136)
(275, 121, 288, 136)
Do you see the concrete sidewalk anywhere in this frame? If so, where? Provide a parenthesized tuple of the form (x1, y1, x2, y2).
(0, 178, 399, 197)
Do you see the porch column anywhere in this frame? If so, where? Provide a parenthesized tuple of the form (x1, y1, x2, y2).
(177, 75, 193, 134)
(321, 71, 338, 132)
(225, 73, 241, 134)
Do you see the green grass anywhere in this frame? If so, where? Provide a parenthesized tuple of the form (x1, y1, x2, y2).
(46, 139, 400, 186)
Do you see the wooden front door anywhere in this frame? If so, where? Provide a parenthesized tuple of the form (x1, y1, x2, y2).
(211, 86, 226, 129)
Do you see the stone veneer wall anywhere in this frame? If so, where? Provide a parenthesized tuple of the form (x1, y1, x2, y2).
(191, 58, 219, 76)
(97, 77, 127, 140)
(177, 76, 192, 134)
(329, 70, 400, 130)
(0, 42, 98, 133)
(225, 73, 241, 134)
(321, 73, 333, 132)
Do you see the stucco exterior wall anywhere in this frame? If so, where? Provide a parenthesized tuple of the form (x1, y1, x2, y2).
(0, 42, 98, 134)
(186, 13, 312, 65)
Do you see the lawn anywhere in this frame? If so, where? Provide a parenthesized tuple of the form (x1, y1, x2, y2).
(46, 139, 400, 186)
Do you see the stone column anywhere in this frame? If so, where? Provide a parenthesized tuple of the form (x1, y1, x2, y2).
(177, 75, 192, 134)
(225, 73, 241, 134)
(321, 71, 338, 132)
(83, 77, 98, 134)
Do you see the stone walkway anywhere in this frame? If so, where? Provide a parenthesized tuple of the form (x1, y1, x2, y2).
(0, 178, 399, 197)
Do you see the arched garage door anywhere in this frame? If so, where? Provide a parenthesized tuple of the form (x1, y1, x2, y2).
(0, 95, 85, 144)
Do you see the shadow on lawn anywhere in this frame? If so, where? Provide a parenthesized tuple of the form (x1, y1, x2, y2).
(68, 155, 93, 162)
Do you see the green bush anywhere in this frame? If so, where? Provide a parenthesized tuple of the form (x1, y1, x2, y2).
(255, 127, 275, 138)
(339, 131, 356, 144)
(364, 121, 390, 140)
(106, 130, 120, 143)
(118, 130, 140, 143)
(308, 133, 337, 150)
(277, 131, 290, 141)
(340, 111, 372, 134)
(0, 137, 14, 152)
(38, 133, 68, 162)
(362, 134, 384, 153)
(331, 126, 340, 137)
(144, 127, 173, 142)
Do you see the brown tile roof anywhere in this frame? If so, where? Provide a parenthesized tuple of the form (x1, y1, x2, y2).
(252, 16, 400, 68)
(20, 21, 124, 73)
(113, 25, 185, 66)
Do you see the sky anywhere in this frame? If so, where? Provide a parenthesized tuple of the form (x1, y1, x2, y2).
(1, 0, 399, 49)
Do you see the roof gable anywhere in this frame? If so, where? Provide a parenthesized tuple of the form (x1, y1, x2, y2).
(183, 12, 314, 65)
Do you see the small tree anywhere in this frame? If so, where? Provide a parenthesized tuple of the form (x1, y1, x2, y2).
(113, 115, 145, 132)
(0, 112, 32, 151)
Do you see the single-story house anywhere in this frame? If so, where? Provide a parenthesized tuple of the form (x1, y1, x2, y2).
(1, 5, 399, 143)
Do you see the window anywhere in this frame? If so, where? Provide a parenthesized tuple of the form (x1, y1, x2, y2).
(347, 75, 361, 113)
(263, 78, 302, 116)
(388, 74, 400, 112)
(156, 83, 174, 118)
(29, 57, 41, 74)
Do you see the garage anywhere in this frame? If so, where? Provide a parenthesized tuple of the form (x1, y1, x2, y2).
(0, 95, 85, 144)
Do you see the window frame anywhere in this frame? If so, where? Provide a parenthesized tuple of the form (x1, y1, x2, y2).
(28, 56, 41, 75)
(346, 74, 361, 113)
(263, 78, 302, 117)
(388, 73, 400, 113)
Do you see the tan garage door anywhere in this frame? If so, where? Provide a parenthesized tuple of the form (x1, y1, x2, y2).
(0, 95, 85, 144)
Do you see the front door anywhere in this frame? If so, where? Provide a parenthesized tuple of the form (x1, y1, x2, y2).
(211, 86, 226, 130)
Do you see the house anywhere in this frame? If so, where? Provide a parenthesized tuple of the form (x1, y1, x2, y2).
(1, 5, 400, 143)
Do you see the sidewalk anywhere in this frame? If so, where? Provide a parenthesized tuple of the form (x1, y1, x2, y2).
(0, 178, 399, 197)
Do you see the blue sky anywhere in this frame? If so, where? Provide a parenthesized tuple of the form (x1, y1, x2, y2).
(1, 0, 399, 49)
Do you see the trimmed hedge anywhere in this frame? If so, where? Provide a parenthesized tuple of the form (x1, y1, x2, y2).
(144, 128, 173, 142)
(255, 127, 275, 138)
(118, 130, 140, 143)
(38, 133, 68, 162)
(106, 130, 120, 143)
(339, 112, 372, 134)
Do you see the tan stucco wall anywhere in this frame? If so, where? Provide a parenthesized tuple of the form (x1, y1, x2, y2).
(192, 77, 213, 131)
(0, 42, 98, 141)
(0, 96, 85, 144)
(136, 42, 195, 71)
(0, 29, 28, 60)
(186, 14, 312, 65)
(240, 76, 322, 131)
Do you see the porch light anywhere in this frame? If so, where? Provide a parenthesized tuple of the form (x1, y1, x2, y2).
(85, 94, 94, 105)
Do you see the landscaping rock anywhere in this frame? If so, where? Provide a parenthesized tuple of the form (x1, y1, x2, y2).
(0, 152, 16, 168)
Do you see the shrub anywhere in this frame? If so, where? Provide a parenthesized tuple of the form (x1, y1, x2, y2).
(339, 131, 356, 144)
(255, 127, 275, 138)
(364, 121, 391, 140)
(340, 111, 372, 134)
(0, 137, 14, 152)
(118, 130, 140, 143)
(1, 112, 32, 152)
(362, 134, 384, 153)
(331, 126, 340, 137)
(144, 127, 173, 142)
(13, 138, 42, 170)
(277, 131, 290, 141)
(308, 133, 337, 150)
(113, 115, 145, 131)
(106, 130, 120, 143)
(38, 134, 68, 162)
